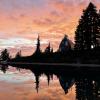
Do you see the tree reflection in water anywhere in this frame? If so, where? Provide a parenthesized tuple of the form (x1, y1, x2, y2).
(0, 64, 100, 100)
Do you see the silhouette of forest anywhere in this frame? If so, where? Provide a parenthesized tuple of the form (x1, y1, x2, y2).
(0, 2, 100, 64)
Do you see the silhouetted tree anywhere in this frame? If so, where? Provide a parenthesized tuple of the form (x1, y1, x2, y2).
(35, 35, 41, 54)
(51, 48, 53, 53)
(59, 35, 71, 52)
(96, 10, 100, 47)
(0, 49, 10, 61)
(15, 50, 21, 59)
(45, 42, 51, 54)
(74, 2, 99, 50)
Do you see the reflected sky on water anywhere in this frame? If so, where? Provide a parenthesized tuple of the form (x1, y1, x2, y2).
(0, 64, 100, 100)
(0, 66, 75, 100)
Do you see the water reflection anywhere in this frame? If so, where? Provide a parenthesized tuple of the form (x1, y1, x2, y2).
(0, 64, 8, 73)
(76, 77, 100, 100)
(0, 64, 100, 100)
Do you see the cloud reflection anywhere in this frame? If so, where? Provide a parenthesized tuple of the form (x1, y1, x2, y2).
(0, 69, 75, 100)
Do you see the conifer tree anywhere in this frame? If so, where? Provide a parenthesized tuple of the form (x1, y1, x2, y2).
(96, 10, 100, 47)
(35, 35, 41, 53)
(0, 49, 9, 61)
(74, 2, 99, 50)
(45, 42, 51, 53)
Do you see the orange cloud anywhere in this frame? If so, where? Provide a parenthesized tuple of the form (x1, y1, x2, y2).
(0, 0, 100, 52)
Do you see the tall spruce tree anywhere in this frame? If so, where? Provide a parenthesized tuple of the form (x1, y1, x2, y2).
(96, 10, 100, 46)
(35, 35, 41, 53)
(74, 2, 99, 50)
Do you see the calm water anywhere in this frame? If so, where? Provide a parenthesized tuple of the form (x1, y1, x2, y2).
(0, 65, 100, 100)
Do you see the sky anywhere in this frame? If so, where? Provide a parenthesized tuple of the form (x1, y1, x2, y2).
(0, 0, 100, 55)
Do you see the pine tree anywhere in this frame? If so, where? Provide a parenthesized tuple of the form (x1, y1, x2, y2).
(0, 49, 9, 61)
(45, 42, 51, 53)
(96, 10, 100, 47)
(74, 2, 99, 50)
(35, 35, 41, 53)
(15, 50, 21, 59)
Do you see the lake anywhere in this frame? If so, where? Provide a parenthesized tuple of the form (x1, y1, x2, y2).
(0, 65, 100, 100)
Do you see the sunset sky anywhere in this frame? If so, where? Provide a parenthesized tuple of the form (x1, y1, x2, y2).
(0, 1, 100, 99)
(0, 0, 100, 55)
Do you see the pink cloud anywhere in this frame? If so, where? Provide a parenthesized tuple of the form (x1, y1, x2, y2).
(0, 0, 99, 51)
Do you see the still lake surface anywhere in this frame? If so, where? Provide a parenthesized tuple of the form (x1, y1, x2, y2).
(0, 65, 100, 100)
